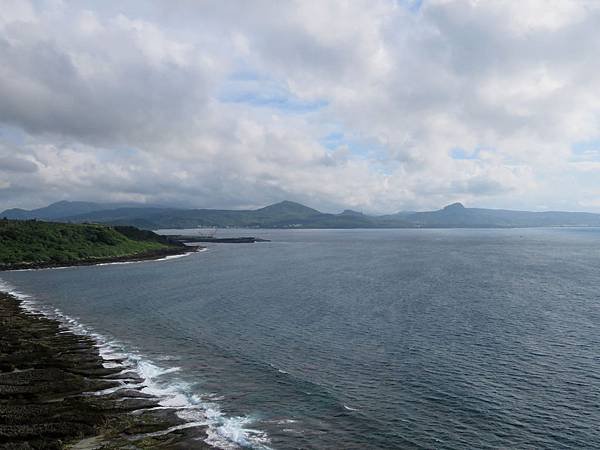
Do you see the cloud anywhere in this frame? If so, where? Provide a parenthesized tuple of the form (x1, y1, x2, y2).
(0, 155, 37, 173)
(1, 0, 600, 212)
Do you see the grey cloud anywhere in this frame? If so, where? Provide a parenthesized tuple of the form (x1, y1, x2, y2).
(0, 155, 38, 173)
(0, 15, 213, 148)
(1, 1, 600, 213)
(455, 177, 513, 196)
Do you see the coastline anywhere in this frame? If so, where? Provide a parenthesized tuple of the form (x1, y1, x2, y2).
(0, 245, 202, 272)
(0, 290, 214, 449)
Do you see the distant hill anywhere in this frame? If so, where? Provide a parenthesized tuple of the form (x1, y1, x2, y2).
(409, 202, 600, 227)
(4, 200, 600, 229)
(24, 200, 386, 229)
(0, 200, 165, 221)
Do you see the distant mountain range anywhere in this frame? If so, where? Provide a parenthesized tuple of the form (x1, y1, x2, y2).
(3, 200, 600, 229)
(1, 201, 168, 221)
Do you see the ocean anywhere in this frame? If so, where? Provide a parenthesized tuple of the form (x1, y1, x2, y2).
(1, 228, 599, 449)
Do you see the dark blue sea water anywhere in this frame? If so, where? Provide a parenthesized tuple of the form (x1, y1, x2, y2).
(2, 228, 600, 449)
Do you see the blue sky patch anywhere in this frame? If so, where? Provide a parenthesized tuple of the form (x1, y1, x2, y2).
(321, 132, 345, 150)
(320, 132, 387, 159)
(397, 0, 423, 13)
(219, 71, 328, 113)
(0, 125, 28, 146)
(571, 139, 600, 160)
(450, 147, 480, 160)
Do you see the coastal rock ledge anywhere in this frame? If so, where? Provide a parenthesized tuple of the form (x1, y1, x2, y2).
(0, 292, 213, 449)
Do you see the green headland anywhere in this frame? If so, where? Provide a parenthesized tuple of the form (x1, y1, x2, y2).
(0, 219, 192, 270)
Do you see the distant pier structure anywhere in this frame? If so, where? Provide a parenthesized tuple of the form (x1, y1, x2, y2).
(170, 227, 269, 244)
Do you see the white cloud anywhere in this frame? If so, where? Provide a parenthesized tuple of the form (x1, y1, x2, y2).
(1, 0, 600, 212)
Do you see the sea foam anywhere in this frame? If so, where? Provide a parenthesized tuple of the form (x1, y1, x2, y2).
(0, 278, 270, 450)
(8, 248, 204, 272)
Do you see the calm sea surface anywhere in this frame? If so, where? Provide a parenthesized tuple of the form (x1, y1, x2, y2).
(2, 228, 600, 449)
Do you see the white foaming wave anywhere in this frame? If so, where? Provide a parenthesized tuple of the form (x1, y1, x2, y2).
(9, 266, 70, 272)
(0, 280, 36, 306)
(136, 359, 182, 379)
(268, 362, 289, 375)
(167, 391, 272, 449)
(204, 415, 271, 450)
(94, 249, 199, 266)
(6, 248, 203, 272)
(275, 419, 297, 424)
(0, 278, 271, 450)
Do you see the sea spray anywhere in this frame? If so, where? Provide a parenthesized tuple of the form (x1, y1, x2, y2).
(0, 277, 270, 449)
(8, 248, 203, 272)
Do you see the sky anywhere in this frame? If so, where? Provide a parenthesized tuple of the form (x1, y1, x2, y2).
(1, 0, 600, 213)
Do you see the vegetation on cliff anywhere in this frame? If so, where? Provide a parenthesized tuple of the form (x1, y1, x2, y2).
(0, 219, 184, 268)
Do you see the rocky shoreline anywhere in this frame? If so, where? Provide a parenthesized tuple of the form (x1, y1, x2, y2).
(0, 292, 213, 449)
(0, 245, 200, 272)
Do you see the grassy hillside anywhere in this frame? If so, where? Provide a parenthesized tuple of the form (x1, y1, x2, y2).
(0, 219, 182, 267)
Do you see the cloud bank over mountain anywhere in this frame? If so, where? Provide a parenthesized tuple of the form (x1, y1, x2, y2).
(1, 0, 600, 213)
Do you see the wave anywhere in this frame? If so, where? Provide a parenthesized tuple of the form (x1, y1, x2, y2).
(269, 362, 289, 375)
(8, 248, 205, 272)
(0, 278, 270, 450)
